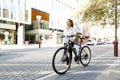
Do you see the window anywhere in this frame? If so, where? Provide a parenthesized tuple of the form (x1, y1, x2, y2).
(3, 0, 9, 18)
(0, 0, 2, 17)
(0, 0, 31, 24)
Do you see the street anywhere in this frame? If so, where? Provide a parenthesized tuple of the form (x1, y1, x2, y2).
(0, 44, 120, 80)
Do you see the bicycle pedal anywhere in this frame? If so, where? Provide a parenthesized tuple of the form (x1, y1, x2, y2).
(74, 56, 79, 62)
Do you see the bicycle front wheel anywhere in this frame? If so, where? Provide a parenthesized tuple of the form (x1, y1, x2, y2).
(80, 46, 91, 66)
(52, 47, 72, 74)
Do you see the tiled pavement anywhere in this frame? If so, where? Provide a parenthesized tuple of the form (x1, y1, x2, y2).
(0, 48, 57, 80)
(0, 45, 120, 80)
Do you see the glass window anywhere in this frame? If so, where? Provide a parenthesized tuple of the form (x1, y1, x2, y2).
(25, 10, 28, 22)
(57, 34, 63, 44)
(41, 20, 49, 29)
(3, 0, 9, 18)
(11, 0, 17, 20)
(18, 0, 24, 21)
(24, 0, 30, 23)
(32, 20, 38, 29)
(0, 0, 31, 24)
(0, 0, 2, 17)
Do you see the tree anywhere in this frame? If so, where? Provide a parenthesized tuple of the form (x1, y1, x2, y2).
(74, 0, 114, 24)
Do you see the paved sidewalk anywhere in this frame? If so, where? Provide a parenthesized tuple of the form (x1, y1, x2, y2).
(0, 44, 62, 50)
(0, 47, 57, 80)
(36, 45, 120, 80)
(0, 45, 120, 80)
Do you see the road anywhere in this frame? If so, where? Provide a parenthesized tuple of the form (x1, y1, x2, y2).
(0, 44, 120, 80)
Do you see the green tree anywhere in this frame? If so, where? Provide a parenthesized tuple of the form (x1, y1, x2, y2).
(74, 0, 114, 24)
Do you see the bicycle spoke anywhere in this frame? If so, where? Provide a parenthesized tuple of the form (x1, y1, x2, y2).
(52, 47, 72, 74)
(80, 46, 91, 66)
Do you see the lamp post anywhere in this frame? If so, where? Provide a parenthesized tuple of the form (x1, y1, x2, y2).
(36, 15, 42, 48)
(36, 15, 41, 29)
(114, 0, 118, 56)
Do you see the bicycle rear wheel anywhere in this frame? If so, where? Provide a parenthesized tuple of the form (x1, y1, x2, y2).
(80, 46, 91, 66)
(52, 47, 72, 74)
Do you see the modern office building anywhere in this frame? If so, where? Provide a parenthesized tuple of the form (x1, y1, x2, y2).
(25, 0, 77, 45)
(0, 0, 77, 45)
(0, 0, 31, 45)
(25, 0, 51, 45)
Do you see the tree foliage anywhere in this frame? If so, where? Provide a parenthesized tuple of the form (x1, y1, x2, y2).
(74, 0, 114, 24)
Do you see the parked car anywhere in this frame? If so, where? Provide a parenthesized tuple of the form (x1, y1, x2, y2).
(96, 39, 105, 45)
(105, 41, 112, 44)
(86, 40, 96, 46)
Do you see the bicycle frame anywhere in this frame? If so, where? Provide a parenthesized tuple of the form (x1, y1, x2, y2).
(52, 36, 91, 74)
(65, 38, 84, 59)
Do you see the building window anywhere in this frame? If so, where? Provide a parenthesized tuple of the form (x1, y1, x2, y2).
(0, 20, 15, 25)
(25, 10, 28, 22)
(0, 0, 31, 24)
(3, 0, 10, 18)
(57, 34, 63, 44)
(25, 24, 33, 31)
(0, 0, 1, 17)
(40, 20, 49, 29)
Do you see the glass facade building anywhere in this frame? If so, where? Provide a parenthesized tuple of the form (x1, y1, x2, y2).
(0, 0, 31, 24)
(0, 0, 76, 45)
(0, 0, 31, 45)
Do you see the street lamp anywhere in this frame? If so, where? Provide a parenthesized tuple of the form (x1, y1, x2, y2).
(36, 15, 42, 48)
(114, 0, 118, 56)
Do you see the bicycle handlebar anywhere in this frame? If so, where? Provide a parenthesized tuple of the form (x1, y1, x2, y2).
(62, 35, 74, 38)
(63, 35, 85, 40)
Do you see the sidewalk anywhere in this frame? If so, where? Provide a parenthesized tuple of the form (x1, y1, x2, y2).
(0, 45, 120, 80)
(0, 44, 62, 50)
(36, 45, 120, 80)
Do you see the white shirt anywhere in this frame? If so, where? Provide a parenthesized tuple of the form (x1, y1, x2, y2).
(63, 27, 75, 43)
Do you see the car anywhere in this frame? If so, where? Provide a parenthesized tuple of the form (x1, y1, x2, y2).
(105, 41, 112, 44)
(86, 40, 95, 46)
(96, 39, 105, 45)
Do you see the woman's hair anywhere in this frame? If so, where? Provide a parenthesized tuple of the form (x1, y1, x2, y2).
(68, 19, 74, 27)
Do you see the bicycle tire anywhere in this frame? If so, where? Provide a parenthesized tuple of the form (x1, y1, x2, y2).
(52, 47, 72, 74)
(80, 46, 91, 66)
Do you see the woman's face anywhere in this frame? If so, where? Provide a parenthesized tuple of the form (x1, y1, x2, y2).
(66, 20, 72, 27)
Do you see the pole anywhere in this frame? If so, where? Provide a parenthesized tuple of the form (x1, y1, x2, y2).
(38, 19, 40, 48)
(114, 0, 118, 56)
(36, 16, 41, 48)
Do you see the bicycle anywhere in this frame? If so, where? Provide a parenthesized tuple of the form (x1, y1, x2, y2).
(52, 35, 91, 74)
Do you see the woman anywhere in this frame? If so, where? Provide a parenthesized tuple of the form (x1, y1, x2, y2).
(63, 19, 75, 43)
(62, 19, 76, 62)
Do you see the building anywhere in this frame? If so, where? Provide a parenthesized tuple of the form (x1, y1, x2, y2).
(0, 0, 31, 45)
(26, 0, 77, 45)
(25, 0, 51, 45)
(0, 0, 77, 45)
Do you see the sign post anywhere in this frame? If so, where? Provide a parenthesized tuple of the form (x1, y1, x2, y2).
(114, 0, 118, 56)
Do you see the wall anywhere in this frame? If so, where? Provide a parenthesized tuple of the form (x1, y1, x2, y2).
(31, 0, 52, 13)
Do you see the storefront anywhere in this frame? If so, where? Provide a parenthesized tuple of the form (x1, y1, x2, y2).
(0, 21, 16, 45)
(0, 0, 31, 45)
